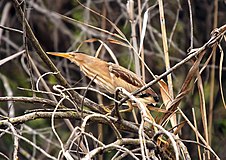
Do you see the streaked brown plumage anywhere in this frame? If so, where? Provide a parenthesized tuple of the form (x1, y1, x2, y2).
(47, 52, 159, 109)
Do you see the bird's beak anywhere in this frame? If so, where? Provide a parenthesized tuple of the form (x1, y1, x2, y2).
(47, 52, 73, 59)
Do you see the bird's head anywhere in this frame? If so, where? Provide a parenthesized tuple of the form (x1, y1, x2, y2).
(138, 89, 159, 106)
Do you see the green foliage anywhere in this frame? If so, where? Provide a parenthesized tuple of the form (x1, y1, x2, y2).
(48, 75, 57, 85)
(26, 119, 49, 128)
(216, 119, 226, 135)
(118, 53, 135, 71)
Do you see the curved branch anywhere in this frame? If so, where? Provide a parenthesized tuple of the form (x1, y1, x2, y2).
(81, 113, 122, 139)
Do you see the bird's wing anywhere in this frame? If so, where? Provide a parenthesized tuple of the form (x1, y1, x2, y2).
(108, 63, 144, 87)
(108, 63, 158, 99)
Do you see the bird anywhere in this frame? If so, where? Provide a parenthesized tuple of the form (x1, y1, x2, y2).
(47, 52, 159, 112)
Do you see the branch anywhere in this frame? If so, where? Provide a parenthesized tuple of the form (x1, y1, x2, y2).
(0, 96, 59, 107)
(0, 110, 140, 135)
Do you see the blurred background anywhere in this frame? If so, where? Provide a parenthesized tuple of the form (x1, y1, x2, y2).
(0, 0, 226, 159)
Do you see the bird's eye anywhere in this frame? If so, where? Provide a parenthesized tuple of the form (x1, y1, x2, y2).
(153, 96, 159, 102)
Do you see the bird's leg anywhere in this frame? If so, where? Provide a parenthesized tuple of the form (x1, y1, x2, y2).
(117, 101, 134, 113)
(117, 101, 139, 124)
(100, 104, 112, 113)
(110, 87, 122, 121)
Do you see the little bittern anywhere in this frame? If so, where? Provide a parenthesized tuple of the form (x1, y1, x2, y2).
(48, 52, 159, 111)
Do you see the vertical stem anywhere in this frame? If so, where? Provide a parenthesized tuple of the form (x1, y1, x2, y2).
(197, 72, 210, 159)
(187, 0, 193, 49)
(158, 0, 177, 130)
(97, 93, 104, 160)
(128, 0, 141, 77)
(208, 0, 218, 146)
(192, 108, 202, 160)
(137, 0, 145, 81)
(97, 2, 107, 159)
(23, 0, 36, 97)
(158, 0, 174, 100)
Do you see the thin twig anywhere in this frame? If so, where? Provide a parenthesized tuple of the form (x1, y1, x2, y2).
(187, 0, 194, 50)
(0, 25, 23, 34)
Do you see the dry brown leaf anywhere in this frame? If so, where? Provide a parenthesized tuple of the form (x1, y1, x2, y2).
(107, 38, 131, 48)
(158, 79, 171, 108)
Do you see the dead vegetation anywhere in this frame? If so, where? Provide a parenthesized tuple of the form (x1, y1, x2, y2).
(0, 0, 226, 159)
